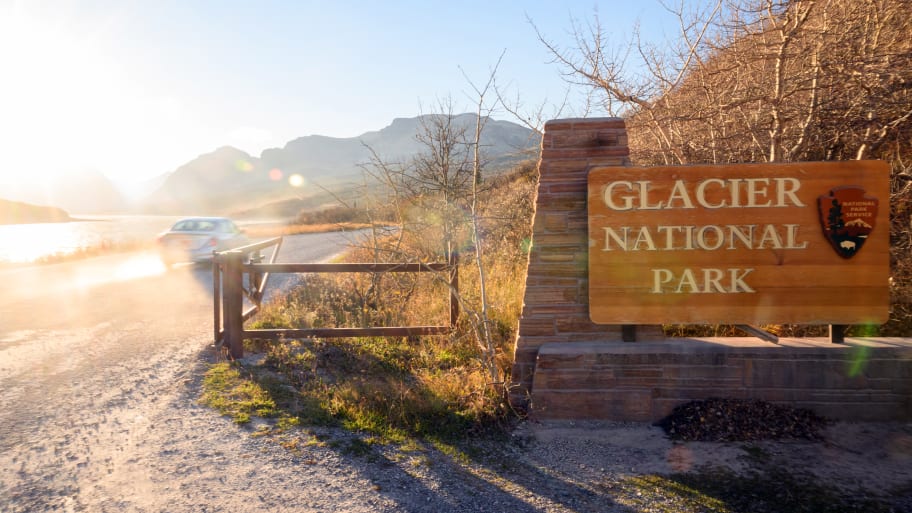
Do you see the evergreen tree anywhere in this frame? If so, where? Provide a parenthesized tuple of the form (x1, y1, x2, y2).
(827, 199, 845, 234)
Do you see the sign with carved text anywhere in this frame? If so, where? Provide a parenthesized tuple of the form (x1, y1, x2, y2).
(588, 161, 890, 324)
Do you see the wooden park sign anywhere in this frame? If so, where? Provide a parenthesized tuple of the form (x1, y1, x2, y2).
(588, 161, 890, 325)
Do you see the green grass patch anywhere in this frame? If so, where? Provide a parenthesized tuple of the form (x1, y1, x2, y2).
(200, 363, 280, 424)
(201, 361, 332, 429)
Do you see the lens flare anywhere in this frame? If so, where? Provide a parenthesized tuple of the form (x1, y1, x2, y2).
(520, 237, 532, 254)
(847, 345, 871, 377)
(853, 324, 878, 337)
(73, 253, 166, 290)
(288, 174, 305, 187)
(269, 168, 283, 181)
(235, 160, 254, 172)
(114, 254, 167, 281)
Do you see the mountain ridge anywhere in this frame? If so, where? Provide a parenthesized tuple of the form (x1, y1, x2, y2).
(1, 114, 540, 217)
(144, 113, 539, 215)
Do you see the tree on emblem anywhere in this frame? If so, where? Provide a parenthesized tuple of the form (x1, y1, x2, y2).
(827, 199, 844, 234)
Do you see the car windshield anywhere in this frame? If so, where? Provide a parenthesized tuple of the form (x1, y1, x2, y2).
(171, 219, 219, 232)
(217, 220, 239, 233)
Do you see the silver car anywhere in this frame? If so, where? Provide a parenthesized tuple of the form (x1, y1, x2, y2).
(156, 217, 249, 266)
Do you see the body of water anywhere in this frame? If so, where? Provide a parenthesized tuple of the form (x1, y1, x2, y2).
(0, 215, 185, 264)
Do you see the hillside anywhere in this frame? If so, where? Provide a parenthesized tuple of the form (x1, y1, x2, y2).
(0, 198, 72, 225)
(143, 114, 539, 215)
(266, 113, 538, 175)
(0, 171, 126, 215)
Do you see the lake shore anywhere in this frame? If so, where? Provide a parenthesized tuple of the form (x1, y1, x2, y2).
(0, 215, 360, 268)
(0, 198, 73, 225)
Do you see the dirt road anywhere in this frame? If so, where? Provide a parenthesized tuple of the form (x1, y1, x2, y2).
(0, 232, 406, 512)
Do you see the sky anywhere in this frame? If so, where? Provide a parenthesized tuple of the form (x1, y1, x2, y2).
(0, 0, 684, 187)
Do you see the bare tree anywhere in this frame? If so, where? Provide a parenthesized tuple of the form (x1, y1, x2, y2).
(356, 97, 509, 383)
(536, 0, 911, 166)
(461, 52, 506, 386)
(406, 101, 475, 264)
(533, 0, 725, 164)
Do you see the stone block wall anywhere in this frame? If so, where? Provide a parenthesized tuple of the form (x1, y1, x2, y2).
(530, 339, 912, 421)
(509, 118, 664, 408)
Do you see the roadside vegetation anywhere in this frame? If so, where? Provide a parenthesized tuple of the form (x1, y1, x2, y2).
(201, 0, 910, 510)
(205, 161, 537, 444)
(241, 220, 375, 238)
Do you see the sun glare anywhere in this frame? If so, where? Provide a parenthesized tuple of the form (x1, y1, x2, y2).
(0, 223, 82, 263)
(113, 254, 167, 282)
(0, 5, 205, 187)
(67, 252, 167, 292)
(288, 174, 305, 187)
(0, 8, 122, 182)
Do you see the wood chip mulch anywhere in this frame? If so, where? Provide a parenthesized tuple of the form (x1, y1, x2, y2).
(656, 398, 828, 442)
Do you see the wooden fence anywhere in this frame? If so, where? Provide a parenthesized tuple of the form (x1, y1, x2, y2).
(213, 237, 458, 358)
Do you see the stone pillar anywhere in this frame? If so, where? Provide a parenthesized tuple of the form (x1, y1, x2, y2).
(509, 118, 663, 408)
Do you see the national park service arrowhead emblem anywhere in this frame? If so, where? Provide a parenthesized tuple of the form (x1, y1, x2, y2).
(818, 186, 878, 259)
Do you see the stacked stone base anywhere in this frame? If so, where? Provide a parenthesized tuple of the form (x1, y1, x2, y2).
(530, 338, 912, 422)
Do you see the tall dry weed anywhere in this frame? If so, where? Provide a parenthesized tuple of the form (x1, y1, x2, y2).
(243, 162, 537, 437)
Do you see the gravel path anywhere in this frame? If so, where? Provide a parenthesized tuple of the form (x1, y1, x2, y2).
(2, 235, 911, 512)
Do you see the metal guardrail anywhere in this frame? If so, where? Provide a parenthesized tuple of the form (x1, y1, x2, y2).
(213, 237, 458, 358)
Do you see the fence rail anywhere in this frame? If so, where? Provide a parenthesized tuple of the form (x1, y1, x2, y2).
(214, 237, 458, 358)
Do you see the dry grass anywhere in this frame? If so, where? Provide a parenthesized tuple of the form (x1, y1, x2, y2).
(213, 164, 538, 442)
(242, 222, 376, 238)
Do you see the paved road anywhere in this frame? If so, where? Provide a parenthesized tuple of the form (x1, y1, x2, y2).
(0, 230, 398, 512)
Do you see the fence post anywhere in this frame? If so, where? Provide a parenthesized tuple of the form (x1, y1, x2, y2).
(222, 251, 245, 359)
(449, 252, 459, 327)
(213, 259, 221, 344)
